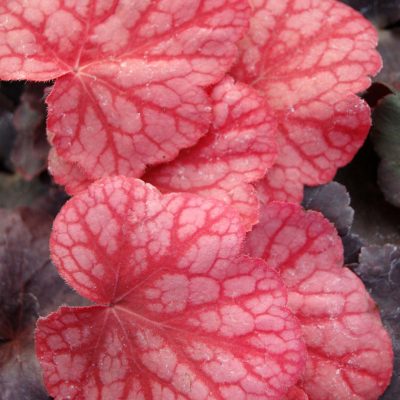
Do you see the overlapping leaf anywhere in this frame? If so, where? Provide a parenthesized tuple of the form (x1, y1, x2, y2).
(0, 0, 250, 180)
(303, 182, 354, 236)
(50, 76, 278, 229)
(303, 182, 363, 263)
(36, 177, 306, 399)
(48, 147, 94, 196)
(145, 76, 277, 229)
(232, 0, 381, 203)
(245, 202, 393, 399)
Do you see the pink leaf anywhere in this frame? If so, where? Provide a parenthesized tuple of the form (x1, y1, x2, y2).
(232, 0, 382, 203)
(48, 147, 93, 196)
(48, 76, 278, 229)
(36, 177, 306, 399)
(1, 1, 250, 179)
(145, 76, 278, 230)
(284, 387, 308, 400)
(254, 166, 305, 204)
(245, 202, 393, 400)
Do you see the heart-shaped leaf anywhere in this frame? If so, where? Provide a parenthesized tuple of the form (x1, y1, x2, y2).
(0, 1, 250, 180)
(245, 202, 393, 399)
(36, 177, 306, 399)
(232, 0, 381, 203)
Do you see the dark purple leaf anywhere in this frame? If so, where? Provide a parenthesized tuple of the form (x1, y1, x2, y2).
(0, 174, 48, 209)
(336, 137, 400, 246)
(0, 81, 25, 109)
(342, 232, 365, 264)
(0, 111, 17, 172)
(376, 29, 400, 88)
(0, 174, 68, 217)
(10, 84, 49, 180)
(356, 245, 400, 399)
(0, 208, 85, 400)
(341, 0, 400, 28)
(303, 182, 364, 264)
(378, 159, 400, 207)
(303, 182, 354, 236)
(364, 83, 395, 108)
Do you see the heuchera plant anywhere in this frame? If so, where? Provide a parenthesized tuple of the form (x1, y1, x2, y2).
(0, 0, 394, 399)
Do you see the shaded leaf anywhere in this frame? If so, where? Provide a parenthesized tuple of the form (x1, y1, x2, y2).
(376, 29, 400, 88)
(0, 208, 84, 400)
(303, 182, 354, 236)
(378, 159, 400, 207)
(10, 83, 50, 180)
(342, 232, 365, 265)
(363, 83, 394, 108)
(336, 138, 400, 246)
(0, 81, 25, 109)
(0, 111, 16, 172)
(0, 173, 67, 216)
(372, 91, 400, 207)
(341, 0, 400, 28)
(356, 245, 400, 399)
(0, 174, 49, 208)
(303, 181, 364, 264)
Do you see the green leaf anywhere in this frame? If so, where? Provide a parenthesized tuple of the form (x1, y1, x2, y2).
(372, 92, 400, 207)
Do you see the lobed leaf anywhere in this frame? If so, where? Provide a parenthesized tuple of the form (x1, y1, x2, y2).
(303, 182, 354, 236)
(232, 0, 382, 203)
(0, 0, 250, 179)
(303, 181, 364, 263)
(36, 177, 306, 399)
(245, 202, 393, 400)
